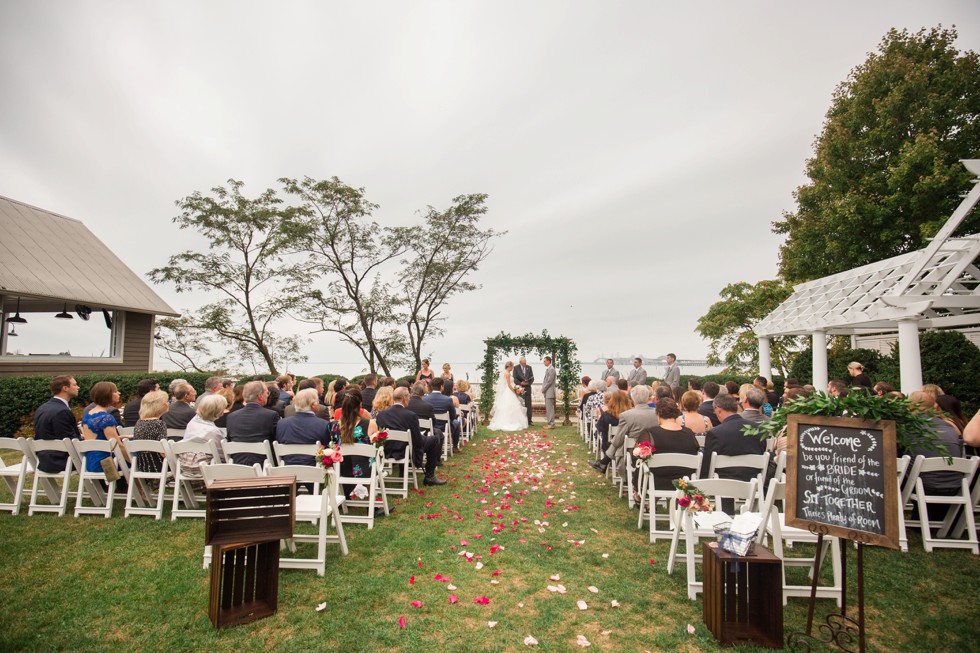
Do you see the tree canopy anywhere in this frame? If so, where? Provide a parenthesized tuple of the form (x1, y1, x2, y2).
(774, 26, 980, 283)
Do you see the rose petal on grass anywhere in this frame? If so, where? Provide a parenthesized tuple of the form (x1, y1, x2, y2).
(409, 576, 415, 585)
(549, 574, 560, 581)
(556, 584, 567, 594)
(473, 596, 490, 605)
(601, 554, 609, 559)
(576, 600, 588, 610)
(315, 602, 327, 612)
(449, 595, 458, 604)
(649, 558, 657, 564)
(488, 621, 498, 628)
(576, 635, 591, 647)
(399, 616, 406, 629)
(610, 600, 620, 608)
(687, 624, 695, 635)
(491, 570, 502, 577)
(600, 630, 612, 636)
(588, 586, 599, 593)
(518, 602, 525, 608)
(524, 635, 539, 646)
(475, 562, 484, 570)
(410, 601, 423, 608)
(447, 584, 457, 590)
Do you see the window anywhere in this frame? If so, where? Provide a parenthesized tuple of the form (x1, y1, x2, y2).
(2, 309, 123, 361)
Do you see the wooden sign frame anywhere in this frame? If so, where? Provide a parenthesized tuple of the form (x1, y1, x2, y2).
(785, 414, 899, 549)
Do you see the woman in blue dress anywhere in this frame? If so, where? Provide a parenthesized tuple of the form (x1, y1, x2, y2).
(80, 382, 130, 485)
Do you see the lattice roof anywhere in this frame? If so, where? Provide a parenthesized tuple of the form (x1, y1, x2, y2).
(756, 160, 980, 337)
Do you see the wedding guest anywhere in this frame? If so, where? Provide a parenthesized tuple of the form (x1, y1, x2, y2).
(214, 387, 235, 428)
(616, 378, 628, 392)
(583, 379, 607, 419)
(699, 394, 765, 481)
(577, 376, 592, 405)
(739, 388, 769, 424)
(33, 375, 81, 473)
(679, 390, 711, 434)
(276, 389, 330, 466)
(332, 387, 371, 420)
(827, 380, 849, 398)
(921, 384, 944, 400)
(225, 380, 280, 468)
(672, 386, 685, 403)
(907, 391, 964, 523)
(379, 376, 395, 389)
(783, 387, 803, 404)
(81, 382, 130, 476)
(371, 386, 395, 418)
(276, 374, 295, 405)
(595, 390, 632, 456)
(360, 374, 378, 412)
(426, 377, 460, 452)
(162, 382, 196, 429)
(644, 398, 699, 495)
(376, 387, 445, 486)
(330, 390, 376, 500)
(123, 378, 159, 428)
(627, 357, 647, 388)
(724, 381, 740, 399)
(133, 390, 169, 474)
(177, 394, 228, 478)
(199, 376, 224, 401)
(652, 385, 672, 410)
(936, 394, 967, 434)
(83, 384, 122, 426)
(847, 362, 873, 389)
(698, 382, 721, 426)
(265, 382, 286, 417)
(230, 384, 246, 413)
(454, 380, 473, 406)
(873, 381, 895, 396)
(591, 385, 658, 475)
(416, 359, 435, 383)
(167, 378, 188, 403)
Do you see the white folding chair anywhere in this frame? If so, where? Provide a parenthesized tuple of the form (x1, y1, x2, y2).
(695, 435, 706, 450)
(201, 463, 264, 569)
(896, 455, 911, 552)
(117, 427, 135, 437)
(27, 438, 77, 517)
(165, 439, 222, 519)
(758, 478, 843, 606)
(380, 430, 418, 498)
(271, 442, 320, 467)
(267, 465, 348, 575)
(71, 439, 123, 518)
(707, 452, 771, 511)
(666, 477, 760, 600)
(906, 455, 978, 553)
(638, 452, 703, 541)
(433, 411, 452, 459)
(123, 440, 170, 520)
(222, 440, 276, 468)
(0, 437, 32, 515)
(337, 443, 389, 529)
(619, 437, 637, 502)
(460, 404, 472, 444)
(166, 428, 186, 440)
(950, 459, 980, 542)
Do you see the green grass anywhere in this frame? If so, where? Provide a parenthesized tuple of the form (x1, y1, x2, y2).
(1, 425, 978, 652)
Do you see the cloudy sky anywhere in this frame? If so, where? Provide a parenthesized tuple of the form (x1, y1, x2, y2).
(2, 1, 978, 376)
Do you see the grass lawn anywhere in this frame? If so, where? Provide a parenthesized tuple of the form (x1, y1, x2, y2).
(1, 424, 978, 652)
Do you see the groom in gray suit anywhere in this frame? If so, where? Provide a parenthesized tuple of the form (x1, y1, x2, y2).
(541, 356, 557, 429)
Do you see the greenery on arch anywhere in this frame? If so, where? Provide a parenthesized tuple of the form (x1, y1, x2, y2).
(478, 331, 581, 426)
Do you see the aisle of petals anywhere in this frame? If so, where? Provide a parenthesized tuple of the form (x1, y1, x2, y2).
(395, 428, 628, 648)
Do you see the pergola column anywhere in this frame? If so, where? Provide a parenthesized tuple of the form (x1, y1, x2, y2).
(758, 336, 771, 380)
(812, 331, 828, 392)
(897, 319, 923, 394)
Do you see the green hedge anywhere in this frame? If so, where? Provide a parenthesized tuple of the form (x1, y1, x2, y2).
(0, 371, 344, 438)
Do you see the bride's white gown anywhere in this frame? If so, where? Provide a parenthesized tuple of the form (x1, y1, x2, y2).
(488, 371, 529, 431)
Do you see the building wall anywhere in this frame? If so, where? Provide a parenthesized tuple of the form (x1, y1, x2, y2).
(854, 327, 980, 355)
(0, 311, 155, 377)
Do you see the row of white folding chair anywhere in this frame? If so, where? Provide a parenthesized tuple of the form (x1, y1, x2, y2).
(637, 452, 703, 541)
(0, 437, 34, 515)
(901, 454, 979, 554)
(705, 451, 771, 512)
(377, 430, 419, 499)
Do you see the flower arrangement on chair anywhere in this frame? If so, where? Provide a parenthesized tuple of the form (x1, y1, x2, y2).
(632, 441, 655, 461)
(315, 443, 344, 471)
(369, 430, 389, 450)
(672, 478, 713, 513)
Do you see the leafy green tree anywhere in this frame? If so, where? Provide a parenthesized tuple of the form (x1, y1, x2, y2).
(401, 194, 502, 371)
(774, 26, 980, 283)
(696, 279, 803, 376)
(149, 180, 307, 375)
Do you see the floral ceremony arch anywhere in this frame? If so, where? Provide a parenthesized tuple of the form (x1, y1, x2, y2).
(478, 331, 581, 426)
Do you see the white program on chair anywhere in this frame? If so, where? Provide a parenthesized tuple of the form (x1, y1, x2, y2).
(165, 439, 222, 519)
(906, 455, 979, 553)
(638, 452, 703, 541)
(707, 452, 771, 511)
(380, 429, 418, 499)
(0, 437, 32, 515)
(337, 443, 389, 529)
(758, 478, 843, 606)
(26, 438, 77, 517)
(666, 477, 760, 600)
(267, 465, 348, 575)
(71, 439, 121, 518)
(123, 439, 170, 520)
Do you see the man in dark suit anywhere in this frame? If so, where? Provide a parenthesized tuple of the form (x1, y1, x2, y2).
(226, 380, 280, 467)
(33, 375, 81, 472)
(284, 379, 332, 419)
(698, 381, 721, 427)
(360, 374, 378, 412)
(275, 388, 330, 466)
(162, 382, 197, 429)
(408, 381, 444, 444)
(699, 394, 766, 481)
(513, 356, 534, 425)
(123, 378, 159, 427)
(425, 378, 460, 452)
(377, 387, 445, 486)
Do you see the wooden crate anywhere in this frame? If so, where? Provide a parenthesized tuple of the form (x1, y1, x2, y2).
(702, 542, 783, 648)
(205, 476, 296, 546)
(205, 477, 295, 628)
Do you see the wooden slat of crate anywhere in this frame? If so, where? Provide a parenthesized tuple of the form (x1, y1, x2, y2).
(702, 542, 783, 649)
(205, 477, 296, 546)
(208, 541, 280, 628)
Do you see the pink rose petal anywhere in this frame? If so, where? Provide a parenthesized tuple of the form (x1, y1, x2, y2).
(409, 576, 415, 585)
(687, 624, 695, 635)
(449, 594, 458, 604)
(576, 635, 591, 647)
(399, 616, 406, 629)
(410, 601, 423, 608)
(524, 635, 539, 646)
(473, 596, 490, 605)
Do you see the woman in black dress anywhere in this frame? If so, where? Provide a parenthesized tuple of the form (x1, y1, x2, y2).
(643, 398, 699, 500)
(847, 362, 872, 389)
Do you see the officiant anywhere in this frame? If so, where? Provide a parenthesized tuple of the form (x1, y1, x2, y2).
(513, 356, 534, 425)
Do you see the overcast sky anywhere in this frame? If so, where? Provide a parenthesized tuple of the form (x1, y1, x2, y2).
(2, 1, 978, 376)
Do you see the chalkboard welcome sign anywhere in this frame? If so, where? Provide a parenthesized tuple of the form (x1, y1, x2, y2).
(786, 415, 899, 549)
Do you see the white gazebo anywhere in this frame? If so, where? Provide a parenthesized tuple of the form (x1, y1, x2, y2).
(755, 160, 980, 393)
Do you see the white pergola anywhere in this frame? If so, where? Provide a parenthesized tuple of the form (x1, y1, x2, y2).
(755, 160, 980, 393)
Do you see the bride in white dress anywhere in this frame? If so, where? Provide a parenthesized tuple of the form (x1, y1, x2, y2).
(488, 361, 529, 431)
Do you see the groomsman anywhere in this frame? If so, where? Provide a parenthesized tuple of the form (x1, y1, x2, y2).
(663, 353, 681, 390)
(601, 359, 620, 383)
(627, 357, 647, 387)
(541, 356, 556, 429)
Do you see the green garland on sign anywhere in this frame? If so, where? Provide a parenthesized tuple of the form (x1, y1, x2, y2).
(478, 331, 581, 426)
